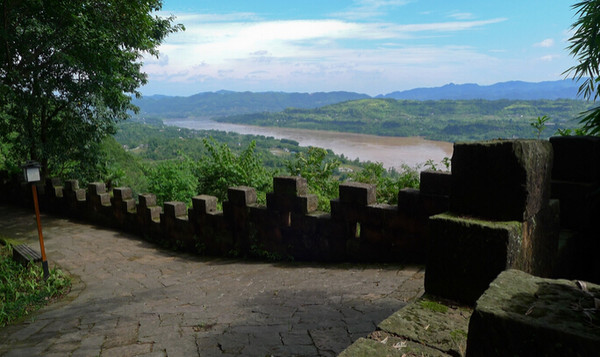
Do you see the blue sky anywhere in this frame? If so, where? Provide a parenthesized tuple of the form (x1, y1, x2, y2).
(140, 0, 578, 96)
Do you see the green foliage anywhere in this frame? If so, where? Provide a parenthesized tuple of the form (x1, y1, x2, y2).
(197, 138, 273, 203)
(286, 147, 340, 211)
(217, 99, 590, 141)
(555, 127, 589, 136)
(0, 0, 182, 179)
(530, 115, 551, 139)
(424, 157, 451, 172)
(97, 137, 147, 193)
(565, 0, 600, 135)
(144, 155, 198, 206)
(350, 162, 420, 204)
(133, 91, 369, 118)
(0, 242, 71, 327)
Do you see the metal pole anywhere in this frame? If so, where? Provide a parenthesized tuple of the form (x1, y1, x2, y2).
(31, 184, 49, 280)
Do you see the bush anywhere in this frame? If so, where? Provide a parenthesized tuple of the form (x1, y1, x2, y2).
(145, 155, 198, 206)
(285, 147, 340, 211)
(197, 138, 273, 203)
(350, 162, 420, 204)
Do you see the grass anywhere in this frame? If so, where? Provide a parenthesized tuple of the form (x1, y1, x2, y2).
(419, 299, 449, 314)
(0, 239, 71, 327)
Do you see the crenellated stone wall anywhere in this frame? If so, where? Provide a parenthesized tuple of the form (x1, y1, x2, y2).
(1, 137, 597, 278)
(0, 170, 450, 263)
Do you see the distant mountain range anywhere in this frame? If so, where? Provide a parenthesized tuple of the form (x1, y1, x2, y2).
(133, 90, 370, 118)
(378, 79, 582, 100)
(134, 79, 585, 119)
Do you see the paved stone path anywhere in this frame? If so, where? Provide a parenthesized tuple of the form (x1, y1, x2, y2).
(0, 205, 424, 356)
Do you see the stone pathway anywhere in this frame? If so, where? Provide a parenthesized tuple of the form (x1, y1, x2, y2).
(0, 205, 424, 356)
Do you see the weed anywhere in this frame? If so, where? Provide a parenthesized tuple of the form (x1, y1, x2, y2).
(0, 243, 71, 327)
(530, 115, 550, 139)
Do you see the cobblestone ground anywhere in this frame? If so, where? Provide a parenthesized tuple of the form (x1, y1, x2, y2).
(0, 205, 424, 356)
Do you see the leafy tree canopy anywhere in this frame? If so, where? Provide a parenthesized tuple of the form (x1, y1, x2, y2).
(0, 0, 182, 178)
(566, 0, 600, 135)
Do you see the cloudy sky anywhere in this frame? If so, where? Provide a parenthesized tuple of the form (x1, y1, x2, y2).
(140, 0, 578, 96)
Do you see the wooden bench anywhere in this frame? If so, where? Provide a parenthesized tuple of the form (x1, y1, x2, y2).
(12, 244, 42, 266)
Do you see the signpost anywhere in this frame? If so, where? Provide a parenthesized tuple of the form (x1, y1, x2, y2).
(22, 161, 49, 280)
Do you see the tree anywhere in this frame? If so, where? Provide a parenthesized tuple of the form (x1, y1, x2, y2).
(197, 138, 273, 203)
(350, 162, 420, 204)
(565, 0, 600, 135)
(145, 155, 197, 206)
(285, 147, 340, 211)
(0, 0, 182, 178)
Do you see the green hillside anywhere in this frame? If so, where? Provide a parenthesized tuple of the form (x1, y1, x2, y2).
(133, 91, 370, 118)
(215, 98, 592, 141)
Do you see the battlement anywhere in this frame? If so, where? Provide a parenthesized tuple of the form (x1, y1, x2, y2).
(1, 137, 598, 283)
(1, 170, 450, 262)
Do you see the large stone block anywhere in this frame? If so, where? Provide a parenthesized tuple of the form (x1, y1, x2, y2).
(138, 193, 157, 208)
(64, 180, 85, 201)
(420, 170, 451, 196)
(339, 182, 376, 206)
(44, 178, 63, 199)
(163, 201, 187, 218)
(467, 269, 600, 357)
(272, 176, 308, 196)
(192, 195, 218, 214)
(425, 213, 522, 305)
(552, 180, 599, 229)
(450, 140, 553, 221)
(517, 199, 559, 277)
(88, 182, 110, 207)
(339, 337, 452, 357)
(137, 194, 160, 223)
(550, 135, 600, 182)
(113, 187, 132, 202)
(397, 188, 420, 214)
(376, 295, 472, 357)
(227, 186, 257, 206)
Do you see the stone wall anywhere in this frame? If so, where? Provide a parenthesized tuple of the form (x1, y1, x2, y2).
(0, 171, 450, 263)
(1, 136, 597, 276)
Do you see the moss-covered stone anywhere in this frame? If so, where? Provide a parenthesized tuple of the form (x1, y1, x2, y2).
(338, 337, 405, 357)
(377, 295, 472, 356)
(451, 139, 553, 221)
(425, 213, 522, 304)
(467, 269, 600, 357)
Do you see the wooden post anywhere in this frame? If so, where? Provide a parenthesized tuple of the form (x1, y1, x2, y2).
(31, 184, 49, 280)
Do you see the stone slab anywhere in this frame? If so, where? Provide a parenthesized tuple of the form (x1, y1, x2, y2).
(467, 269, 600, 357)
(377, 295, 471, 357)
(450, 140, 553, 221)
(339, 182, 376, 206)
(339, 337, 449, 357)
(273, 175, 308, 196)
(550, 135, 600, 182)
(425, 213, 522, 305)
(420, 170, 451, 197)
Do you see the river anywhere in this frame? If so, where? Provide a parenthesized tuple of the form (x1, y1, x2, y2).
(164, 118, 454, 170)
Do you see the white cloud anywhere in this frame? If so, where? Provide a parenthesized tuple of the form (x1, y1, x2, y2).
(333, 0, 411, 20)
(449, 12, 474, 20)
(141, 12, 516, 95)
(540, 54, 559, 61)
(534, 38, 555, 48)
(144, 16, 508, 82)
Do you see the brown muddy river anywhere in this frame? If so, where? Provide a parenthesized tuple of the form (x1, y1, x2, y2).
(165, 118, 454, 170)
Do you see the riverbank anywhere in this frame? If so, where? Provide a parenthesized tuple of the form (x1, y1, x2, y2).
(164, 118, 453, 170)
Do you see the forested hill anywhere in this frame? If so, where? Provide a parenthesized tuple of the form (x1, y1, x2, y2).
(133, 79, 583, 119)
(132, 91, 370, 118)
(215, 98, 592, 142)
